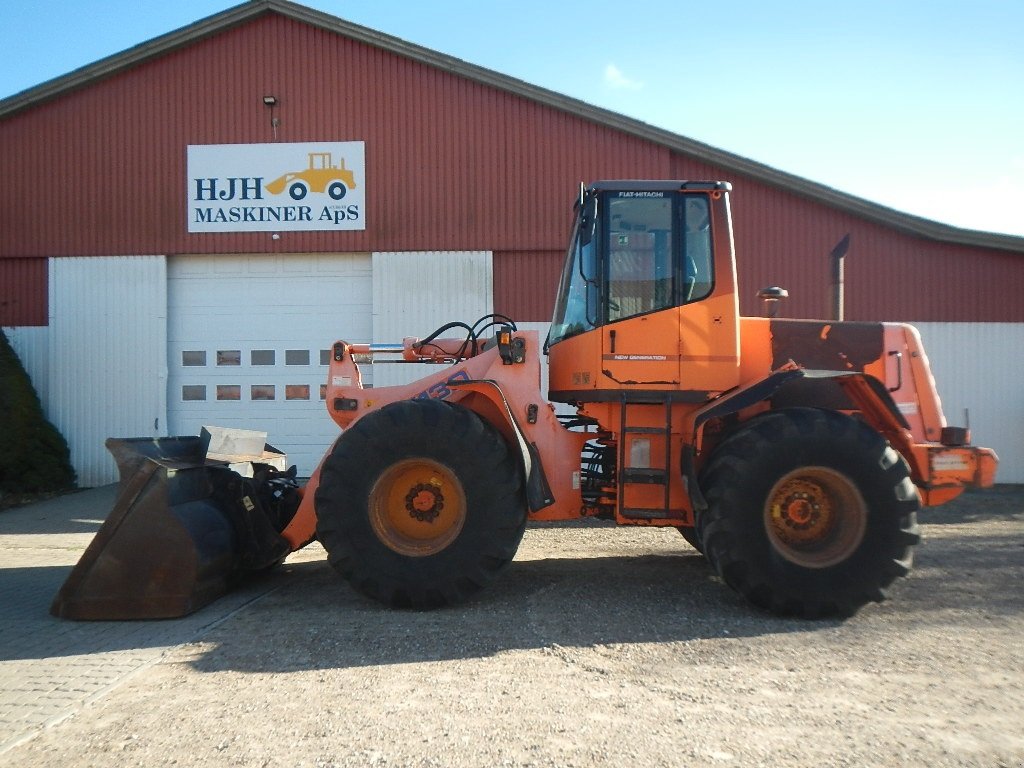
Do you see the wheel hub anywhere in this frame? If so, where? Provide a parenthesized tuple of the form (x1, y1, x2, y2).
(764, 468, 868, 569)
(368, 459, 467, 557)
(775, 482, 829, 535)
(406, 483, 444, 522)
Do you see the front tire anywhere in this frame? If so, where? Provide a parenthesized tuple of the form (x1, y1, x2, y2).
(677, 526, 704, 554)
(699, 408, 920, 617)
(315, 399, 526, 608)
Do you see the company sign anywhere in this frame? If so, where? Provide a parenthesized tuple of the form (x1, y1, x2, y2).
(187, 142, 366, 232)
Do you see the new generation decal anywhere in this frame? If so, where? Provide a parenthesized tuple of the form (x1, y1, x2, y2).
(187, 142, 366, 232)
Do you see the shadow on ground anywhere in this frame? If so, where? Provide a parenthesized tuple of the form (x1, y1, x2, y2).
(180, 510, 1024, 675)
(185, 549, 818, 675)
(4, 487, 1021, 670)
(0, 565, 282, 662)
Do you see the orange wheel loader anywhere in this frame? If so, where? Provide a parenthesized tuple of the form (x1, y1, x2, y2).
(52, 181, 997, 620)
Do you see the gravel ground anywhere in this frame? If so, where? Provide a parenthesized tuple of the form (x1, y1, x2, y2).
(3, 487, 1023, 768)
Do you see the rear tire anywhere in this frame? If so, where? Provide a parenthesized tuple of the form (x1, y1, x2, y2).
(315, 399, 526, 608)
(699, 408, 920, 617)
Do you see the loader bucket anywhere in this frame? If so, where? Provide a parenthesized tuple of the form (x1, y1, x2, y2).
(52, 437, 243, 620)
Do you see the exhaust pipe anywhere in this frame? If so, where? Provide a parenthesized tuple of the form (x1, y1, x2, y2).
(830, 234, 851, 321)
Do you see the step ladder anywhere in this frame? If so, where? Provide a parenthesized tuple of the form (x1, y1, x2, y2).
(617, 397, 685, 521)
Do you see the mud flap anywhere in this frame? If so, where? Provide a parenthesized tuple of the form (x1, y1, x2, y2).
(50, 437, 294, 621)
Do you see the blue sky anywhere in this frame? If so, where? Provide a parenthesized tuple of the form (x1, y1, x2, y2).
(3, 1, 1022, 236)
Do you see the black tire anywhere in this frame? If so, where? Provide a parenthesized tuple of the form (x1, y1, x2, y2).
(699, 407, 920, 618)
(677, 526, 704, 554)
(327, 180, 348, 200)
(288, 182, 308, 200)
(315, 399, 526, 608)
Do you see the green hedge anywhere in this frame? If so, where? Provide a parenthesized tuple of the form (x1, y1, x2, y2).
(0, 329, 76, 494)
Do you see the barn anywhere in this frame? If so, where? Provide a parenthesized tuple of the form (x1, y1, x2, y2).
(2, 0, 1022, 485)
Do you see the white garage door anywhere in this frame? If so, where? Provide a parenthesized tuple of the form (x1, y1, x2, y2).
(168, 253, 371, 475)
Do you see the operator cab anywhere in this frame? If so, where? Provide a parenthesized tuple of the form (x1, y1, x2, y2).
(546, 181, 740, 402)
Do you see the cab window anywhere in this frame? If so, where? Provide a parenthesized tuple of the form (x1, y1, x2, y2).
(605, 193, 712, 323)
(548, 206, 599, 346)
(606, 195, 674, 322)
(548, 189, 715, 348)
(683, 196, 713, 302)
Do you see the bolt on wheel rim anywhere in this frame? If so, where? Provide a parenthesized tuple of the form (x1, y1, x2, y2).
(764, 467, 868, 568)
(369, 458, 467, 557)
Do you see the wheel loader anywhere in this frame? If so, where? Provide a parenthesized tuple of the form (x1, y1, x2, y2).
(52, 180, 998, 621)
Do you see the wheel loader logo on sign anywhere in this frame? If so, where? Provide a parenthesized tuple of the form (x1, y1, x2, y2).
(265, 152, 357, 202)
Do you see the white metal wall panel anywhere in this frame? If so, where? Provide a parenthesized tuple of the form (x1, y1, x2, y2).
(167, 253, 371, 475)
(3, 326, 49, 406)
(49, 256, 168, 487)
(914, 322, 1023, 483)
(371, 251, 492, 388)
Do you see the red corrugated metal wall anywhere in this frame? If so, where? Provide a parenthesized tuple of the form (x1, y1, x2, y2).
(0, 258, 47, 325)
(1, 11, 1021, 326)
(721, 173, 1024, 323)
(493, 250, 565, 321)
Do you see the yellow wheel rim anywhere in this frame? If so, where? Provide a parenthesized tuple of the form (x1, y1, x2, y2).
(369, 458, 467, 557)
(764, 467, 867, 568)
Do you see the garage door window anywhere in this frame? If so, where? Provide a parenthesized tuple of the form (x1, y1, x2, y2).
(286, 384, 310, 400)
(216, 385, 241, 401)
(182, 385, 206, 400)
(251, 385, 276, 400)
(251, 350, 275, 365)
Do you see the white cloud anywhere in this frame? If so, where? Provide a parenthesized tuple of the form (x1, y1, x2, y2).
(604, 63, 643, 90)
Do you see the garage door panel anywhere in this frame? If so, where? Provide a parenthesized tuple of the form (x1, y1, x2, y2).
(311, 281, 370, 307)
(174, 313, 371, 344)
(170, 283, 364, 314)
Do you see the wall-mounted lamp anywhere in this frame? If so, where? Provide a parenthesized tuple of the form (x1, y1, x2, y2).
(263, 95, 280, 139)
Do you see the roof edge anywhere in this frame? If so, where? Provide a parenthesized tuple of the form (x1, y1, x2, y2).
(0, 2, 277, 118)
(2, 0, 1022, 255)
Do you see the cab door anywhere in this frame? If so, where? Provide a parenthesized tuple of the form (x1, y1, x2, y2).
(599, 190, 735, 395)
(600, 192, 682, 389)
